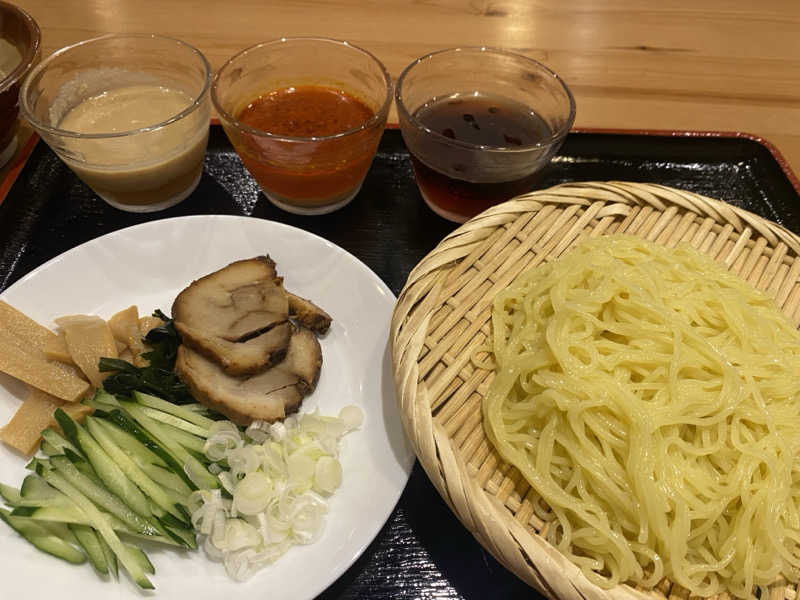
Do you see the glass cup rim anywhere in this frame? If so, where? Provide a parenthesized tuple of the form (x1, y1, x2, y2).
(395, 46, 576, 154)
(211, 36, 393, 143)
(19, 33, 212, 140)
(0, 1, 40, 95)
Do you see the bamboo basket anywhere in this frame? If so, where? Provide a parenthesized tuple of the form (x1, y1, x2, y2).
(390, 181, 800, 600)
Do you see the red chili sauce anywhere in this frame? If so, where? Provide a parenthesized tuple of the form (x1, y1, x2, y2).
(234, 85, 378, 206)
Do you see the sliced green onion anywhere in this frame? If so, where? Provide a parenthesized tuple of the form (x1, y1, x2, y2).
(190, 405, 363, 581)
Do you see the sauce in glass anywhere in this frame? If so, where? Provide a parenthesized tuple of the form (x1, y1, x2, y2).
(58, 84, 208, 209)
(233, 85, 378, 207)
(409, 94, 554, 222)
(238, 85, 373, 137)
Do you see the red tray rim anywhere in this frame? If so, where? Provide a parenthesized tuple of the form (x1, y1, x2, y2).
(3, 125, 798, 206)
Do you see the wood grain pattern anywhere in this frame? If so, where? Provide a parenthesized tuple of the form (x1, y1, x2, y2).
(9, 0, 800, 178)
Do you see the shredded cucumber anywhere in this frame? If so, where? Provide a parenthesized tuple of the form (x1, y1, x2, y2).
(0, 372, 362, 590)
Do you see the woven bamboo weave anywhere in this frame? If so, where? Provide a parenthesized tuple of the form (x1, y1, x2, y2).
(390, 181, 800, 600)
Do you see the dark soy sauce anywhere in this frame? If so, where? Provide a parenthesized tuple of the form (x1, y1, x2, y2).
(410, 94, 554, 222)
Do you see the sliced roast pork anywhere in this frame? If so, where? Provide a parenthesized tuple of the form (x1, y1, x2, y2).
(172, 256, 291, 375)
(287, 292, 332, 334)
(172, 255, 332, 423)
(175, 325, 322, 424)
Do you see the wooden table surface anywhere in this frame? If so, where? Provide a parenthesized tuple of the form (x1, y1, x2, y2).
(9, 0, 800, 180)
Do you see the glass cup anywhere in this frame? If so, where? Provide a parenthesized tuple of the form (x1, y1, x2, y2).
(212, 37, 392, 215)
(20, 34, 211, 212)
(396, 47, 576, 223)
(0, 1, 40, 168)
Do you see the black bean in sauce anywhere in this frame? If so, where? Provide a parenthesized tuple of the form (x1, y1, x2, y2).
(414, 94, 551, 148)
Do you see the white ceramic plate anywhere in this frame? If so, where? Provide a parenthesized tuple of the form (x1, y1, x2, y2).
(0, 215, 415, 599)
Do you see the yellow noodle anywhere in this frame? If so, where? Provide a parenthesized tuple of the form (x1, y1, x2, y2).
(483, 235, 800, 599)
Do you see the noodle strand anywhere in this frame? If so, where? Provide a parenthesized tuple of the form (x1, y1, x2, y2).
(483, 236, 800, 599)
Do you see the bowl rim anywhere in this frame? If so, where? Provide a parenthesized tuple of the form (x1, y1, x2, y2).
(394, 46, 577, 154)
(210, 36, 393, 143)
(18, 33, 212, 139)
(0, 0, 41, 95)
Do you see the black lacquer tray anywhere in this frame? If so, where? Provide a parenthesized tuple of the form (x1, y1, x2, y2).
(0, 127, 798, 599)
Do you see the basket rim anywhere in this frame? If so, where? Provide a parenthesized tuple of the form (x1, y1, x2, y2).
(390, 181, 800, 600)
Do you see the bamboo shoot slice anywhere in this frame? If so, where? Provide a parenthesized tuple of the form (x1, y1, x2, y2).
(109, 306, 146, 367)
(139, 315, 164, 336)
(55, 316, 118, 388)
(0, 332, 90, 402)
(0, 301, 85, 382)
(0, 389, 92, 455)
(43, 332, 75, 365)
(0, 301, 56, 351)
